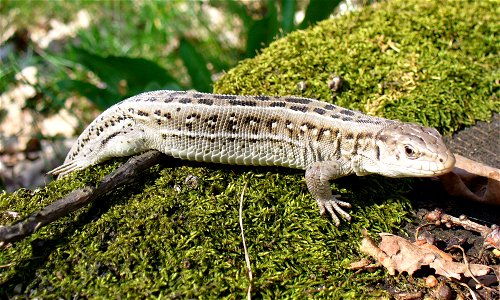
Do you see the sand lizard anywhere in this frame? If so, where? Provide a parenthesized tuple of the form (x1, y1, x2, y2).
(49, 90, 456, 225)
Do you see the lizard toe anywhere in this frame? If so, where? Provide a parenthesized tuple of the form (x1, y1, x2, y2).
(317, 196, 352, 226)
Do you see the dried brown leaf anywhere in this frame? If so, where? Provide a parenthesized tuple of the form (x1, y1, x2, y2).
(360, 233, 492, 280)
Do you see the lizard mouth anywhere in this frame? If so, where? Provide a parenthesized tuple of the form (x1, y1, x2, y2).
(405, 151, 456, 177)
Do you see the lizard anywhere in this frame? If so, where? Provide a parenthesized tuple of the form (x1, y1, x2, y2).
(48, 90, 456, 225)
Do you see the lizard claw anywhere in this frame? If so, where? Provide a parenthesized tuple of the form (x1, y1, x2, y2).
(316, 195, 352, 226)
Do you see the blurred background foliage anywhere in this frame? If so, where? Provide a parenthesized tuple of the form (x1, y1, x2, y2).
(1, 0, 348, 116)
(0, 0, 363, 192)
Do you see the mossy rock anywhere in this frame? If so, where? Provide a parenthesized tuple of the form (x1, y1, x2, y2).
(0, 0, 498, 298)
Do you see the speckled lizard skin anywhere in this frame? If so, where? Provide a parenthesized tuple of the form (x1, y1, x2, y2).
(49, 90, 455, 225)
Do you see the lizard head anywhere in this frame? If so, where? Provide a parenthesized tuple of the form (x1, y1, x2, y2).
(369, 123, 455, 177)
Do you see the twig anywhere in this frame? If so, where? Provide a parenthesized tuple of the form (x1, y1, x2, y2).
(239, 181, 253, 300)
(449, 245, 497, 294)
(0, 150, 164, 246)
(458, 282, 479, 300)
(426, 209, 500, 250)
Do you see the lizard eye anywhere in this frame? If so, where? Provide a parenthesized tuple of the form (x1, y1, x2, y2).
(404, 145, 417, 158)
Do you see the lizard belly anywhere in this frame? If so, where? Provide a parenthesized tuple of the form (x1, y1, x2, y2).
(153, 130, 307, 169)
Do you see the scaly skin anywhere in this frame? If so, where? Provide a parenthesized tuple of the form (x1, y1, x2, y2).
(49, 90, 455, 225)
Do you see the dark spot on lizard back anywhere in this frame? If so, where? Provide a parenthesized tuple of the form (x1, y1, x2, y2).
(316, 128, 330, 141)
(256, 95, 270, 101)
(228, 99, 257, 106)
(290, 105, 309, 112)
(266, 118, 279, 130)
(341, 117, 352, 122)
(207, 115, 218, 121)
(313, 108, 326, 115)
(226, 117, 238, 132)
(243, 116, 260, 124)
(270, 102, 286, 107)
(301, 122, 315, 129)
(206, 115, 218, 129)
(358, 118, 375, 124)
(214, 94, 237, 100)
(179, 98, 192, 104)
(352, 138, 360, 154)
(188, 113, 201, 119)
(198, 98, 214, 105)
(284, 97, 312, 104)
(154, 110, 161, 116)
(101, 131, 120, 145)
(192, 93, 204, 98)
(137, 110, 149, 117)
(340, 109, 355, 116)
(324, 104, 337, 110)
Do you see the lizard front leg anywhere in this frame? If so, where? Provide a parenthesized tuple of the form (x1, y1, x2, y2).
(305, 161, 352, 226)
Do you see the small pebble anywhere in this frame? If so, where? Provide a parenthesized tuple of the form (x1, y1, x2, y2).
(184, 175, 199, 189)
(297, 81, 307, 91)
(425, 275, 438, 288)
(433, 283, 452, 300)
(328, 75, 344, 92)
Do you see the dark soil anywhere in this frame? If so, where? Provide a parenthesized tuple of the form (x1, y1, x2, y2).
(403, 113, 499, 299)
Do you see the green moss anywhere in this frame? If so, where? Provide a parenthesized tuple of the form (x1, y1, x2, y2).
(214, 0, 498, 134)
(1, 0, 498, 298)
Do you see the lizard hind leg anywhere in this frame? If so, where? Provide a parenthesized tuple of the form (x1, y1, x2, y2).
(305, 161, 353, 226)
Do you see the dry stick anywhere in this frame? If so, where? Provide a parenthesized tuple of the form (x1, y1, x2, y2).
(458, 282, 479, 300)
(239, 181, 253, 300)
(449, 245, 497, 293)
(0, 150, 164, 245)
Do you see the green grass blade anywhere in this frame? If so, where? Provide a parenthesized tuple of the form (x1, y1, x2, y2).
(178, 38, 213, 93)
(299, 0, 342, 29)
(281, 0, 297, 34)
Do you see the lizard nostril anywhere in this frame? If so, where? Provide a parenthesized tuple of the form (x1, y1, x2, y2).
(439, 158, 443, 163)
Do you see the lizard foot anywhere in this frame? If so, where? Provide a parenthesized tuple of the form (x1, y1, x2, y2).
(316, 195, 352, 226)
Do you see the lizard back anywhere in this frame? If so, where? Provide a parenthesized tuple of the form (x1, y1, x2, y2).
(51, 90, 394, 175)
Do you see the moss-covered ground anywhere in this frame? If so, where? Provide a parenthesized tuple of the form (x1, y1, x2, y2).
(1, 0, 498, 298)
